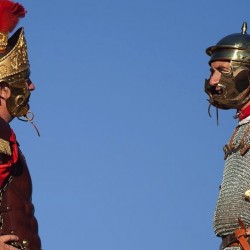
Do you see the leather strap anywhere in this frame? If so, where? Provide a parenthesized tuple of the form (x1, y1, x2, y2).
(234, 218, 250, 250)
(222, 234, 238, 248)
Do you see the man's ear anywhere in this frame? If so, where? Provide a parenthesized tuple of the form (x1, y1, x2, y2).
(0, 84, 10, 100)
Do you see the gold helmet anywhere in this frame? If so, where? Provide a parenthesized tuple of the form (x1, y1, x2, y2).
(205, 22, 250, 110)
(0, 0, 31, 117)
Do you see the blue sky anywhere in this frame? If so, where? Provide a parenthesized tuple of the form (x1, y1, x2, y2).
(8, 0, 250, 249)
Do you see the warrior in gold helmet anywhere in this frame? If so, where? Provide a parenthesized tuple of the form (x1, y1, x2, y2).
(0, 1, 42, 249)
(205, 23, 250, 250)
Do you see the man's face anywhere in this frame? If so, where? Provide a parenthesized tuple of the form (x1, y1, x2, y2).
(205, 60, 250, 109)
(209, 61, 231, 91)
(6, 79, 35, 118)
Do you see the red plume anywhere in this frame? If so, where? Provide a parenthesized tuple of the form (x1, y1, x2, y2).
(0, 0, 26, 33)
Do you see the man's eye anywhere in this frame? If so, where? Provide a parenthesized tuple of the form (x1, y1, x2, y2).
(221, 69, 233, 77)
(217, 66, 231, 73)
(220, 69, 230, 73)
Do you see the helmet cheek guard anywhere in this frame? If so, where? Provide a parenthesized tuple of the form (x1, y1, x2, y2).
(6, 80, 31, 117)
(205, 64, 250, 109)
(205, 22, 250, 110)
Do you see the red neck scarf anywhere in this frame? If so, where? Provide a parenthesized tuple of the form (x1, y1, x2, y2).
(238, 105, 250, 120)
(0, 129, 18, 187)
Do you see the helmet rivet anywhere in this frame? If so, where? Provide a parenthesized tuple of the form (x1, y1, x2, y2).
(242, 22, 248, 34)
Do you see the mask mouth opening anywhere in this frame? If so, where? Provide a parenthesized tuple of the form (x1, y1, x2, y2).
(205, 80, 226, 98)
(209, 85, 222, 96)
(212, 84, 227, 96)
(217, 90, 224, 96)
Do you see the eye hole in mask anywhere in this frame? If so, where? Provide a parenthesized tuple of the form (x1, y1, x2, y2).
(220, 66, 233, 78)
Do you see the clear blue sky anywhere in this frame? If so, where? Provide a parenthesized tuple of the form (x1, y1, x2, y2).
(8, 0, 250, 249)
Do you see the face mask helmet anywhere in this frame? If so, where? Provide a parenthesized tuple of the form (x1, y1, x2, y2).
(205, 22, 250, 110)
(0, 0, 31, 118)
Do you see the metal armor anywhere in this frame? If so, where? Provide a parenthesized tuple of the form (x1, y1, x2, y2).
(205, 22, 250, 109)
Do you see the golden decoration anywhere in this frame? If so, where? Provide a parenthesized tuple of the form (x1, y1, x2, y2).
(0, 138, 11, 155)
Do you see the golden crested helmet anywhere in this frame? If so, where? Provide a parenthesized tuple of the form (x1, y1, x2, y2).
(1, 27, 31, 118)
(205, 22, 250, 110)
(0, 0, 31, 118)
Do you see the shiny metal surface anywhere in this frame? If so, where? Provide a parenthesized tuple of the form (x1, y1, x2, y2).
(206, 22, 250, 63)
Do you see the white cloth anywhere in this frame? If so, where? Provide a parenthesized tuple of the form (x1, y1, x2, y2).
(238, 115, 250, 125)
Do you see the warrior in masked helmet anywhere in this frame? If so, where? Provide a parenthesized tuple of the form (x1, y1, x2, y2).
(0, 0, 42, 249)
(205, 22, 250, 250)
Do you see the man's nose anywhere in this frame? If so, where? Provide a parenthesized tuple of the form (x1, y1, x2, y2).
(28, 82, 35, 91)
(209, 72, 221, 86)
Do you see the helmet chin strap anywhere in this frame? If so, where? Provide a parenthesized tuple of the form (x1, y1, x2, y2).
(208, 100, 219, 126)
(17, 111, 40, 137)
(207, 100, 240, 125)
(0, 95, 40, 136)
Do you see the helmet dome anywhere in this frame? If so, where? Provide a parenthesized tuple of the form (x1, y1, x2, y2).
(206, 22, 250, 64)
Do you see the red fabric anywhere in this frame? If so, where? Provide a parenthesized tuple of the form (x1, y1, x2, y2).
(0, 129, 18, 187)
(0, 0, 26, 33)
(238, 105, 250, 120)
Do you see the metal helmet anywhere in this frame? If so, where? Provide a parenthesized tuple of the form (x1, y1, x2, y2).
(0, 0, 39, 136)
(205, 22, 250, 110)
(0, 27, 31, 118)
(0, 1, 31, 118)
(206, 22, 250, 64)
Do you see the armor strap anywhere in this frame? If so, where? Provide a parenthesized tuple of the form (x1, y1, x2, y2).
(234, 219, 250, 250)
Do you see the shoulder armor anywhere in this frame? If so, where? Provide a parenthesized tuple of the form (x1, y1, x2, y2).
(0, 118, 11, 155)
